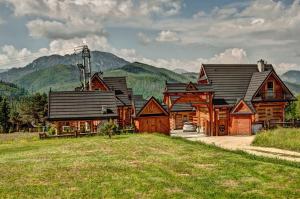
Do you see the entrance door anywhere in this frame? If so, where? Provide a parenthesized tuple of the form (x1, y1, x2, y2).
(175, 114, 183, 129)
(218, 119, 228, 136)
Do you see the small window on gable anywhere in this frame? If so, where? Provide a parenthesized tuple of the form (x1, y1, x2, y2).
(115, 90, 123, 95)
(267, 81, 274, 91)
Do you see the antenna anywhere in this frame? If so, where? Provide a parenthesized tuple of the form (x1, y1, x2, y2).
(74, 45, 92, 91)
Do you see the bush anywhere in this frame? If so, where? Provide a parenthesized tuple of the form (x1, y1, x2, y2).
(98, 120, 118, 138)
(48, 126, 56, 135)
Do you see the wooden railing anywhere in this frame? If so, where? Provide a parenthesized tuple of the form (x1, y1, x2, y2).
(254, 91, 289, 101)
(267, 120, 300, 129)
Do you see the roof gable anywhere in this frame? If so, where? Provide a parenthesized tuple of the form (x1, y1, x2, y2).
(231, 99, 254, 115)
(245, 70, 295, 101)
(202, 64, 273, 105)
(244, 70, 272, 101)
(137, 97, 168, 117)
(90, 73, 110, 91)
(186, 82, 198, 91)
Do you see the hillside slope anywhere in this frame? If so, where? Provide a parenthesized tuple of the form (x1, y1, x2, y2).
(12, 62, 197, 98)
(0, 51, 129, 82)
(0, 81, 27, 99)
(282, 70, 300, 85)
(106, 62, 197, 98)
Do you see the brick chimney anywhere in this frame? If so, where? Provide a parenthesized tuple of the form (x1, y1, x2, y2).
(257, 59, 265, 72)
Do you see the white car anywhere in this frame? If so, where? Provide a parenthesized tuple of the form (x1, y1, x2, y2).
(183, 122, 197, 132)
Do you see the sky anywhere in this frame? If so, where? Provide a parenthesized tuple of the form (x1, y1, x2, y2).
(0, 0, 300, 74)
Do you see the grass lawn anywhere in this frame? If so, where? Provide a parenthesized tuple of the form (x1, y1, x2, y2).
(252, 128, 300, 152)
(0, 134, 299, 198)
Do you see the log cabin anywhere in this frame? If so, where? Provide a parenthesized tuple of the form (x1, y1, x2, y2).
(87, 73, 133, 128)
(48, 91, 118, 134)
(164, 60, 295, 136)
(133, 96, 170, 134)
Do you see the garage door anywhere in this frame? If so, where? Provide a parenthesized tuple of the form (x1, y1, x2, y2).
(232, 116, 251, 135)
(140, 117, 170, 134)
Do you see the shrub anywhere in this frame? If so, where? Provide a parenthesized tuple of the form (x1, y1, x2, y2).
(48, 126, 56, 135)
(98, 120, 118, 138)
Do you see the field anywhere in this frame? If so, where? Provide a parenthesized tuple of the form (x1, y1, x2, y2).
(252, 128, 300, 152)
(0, 133, 299, 198)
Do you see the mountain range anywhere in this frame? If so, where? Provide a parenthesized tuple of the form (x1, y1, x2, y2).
(0, 51, 299, 99)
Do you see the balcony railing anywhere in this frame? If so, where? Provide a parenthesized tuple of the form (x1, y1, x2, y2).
(253, 91, 291, 101)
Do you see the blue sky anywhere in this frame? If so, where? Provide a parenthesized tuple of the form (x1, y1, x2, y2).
(0, 0, 299, 74)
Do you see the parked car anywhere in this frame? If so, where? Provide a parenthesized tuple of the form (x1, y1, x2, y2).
(183, 122, 197, 132)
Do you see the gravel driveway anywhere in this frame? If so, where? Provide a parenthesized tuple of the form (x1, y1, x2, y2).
(171, 130, 300, 162)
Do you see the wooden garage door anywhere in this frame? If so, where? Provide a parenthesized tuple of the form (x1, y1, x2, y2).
(231, 116, 251, 135)
(140, 117, 170, 134)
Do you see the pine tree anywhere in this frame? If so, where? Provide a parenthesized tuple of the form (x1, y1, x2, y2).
(0, 97, 10, 133)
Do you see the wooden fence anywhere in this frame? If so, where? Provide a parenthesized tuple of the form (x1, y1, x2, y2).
(267, 120, 300, 129)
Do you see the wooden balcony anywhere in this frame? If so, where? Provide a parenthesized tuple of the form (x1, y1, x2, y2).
(253, 91, 292, 102)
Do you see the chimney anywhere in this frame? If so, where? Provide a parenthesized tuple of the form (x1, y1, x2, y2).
(257, 59, 265, 72)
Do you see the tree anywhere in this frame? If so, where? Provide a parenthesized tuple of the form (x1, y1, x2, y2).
(285, 95, 300, 120)
(0, 97, 11, 133)
(18, 93, 48, 127)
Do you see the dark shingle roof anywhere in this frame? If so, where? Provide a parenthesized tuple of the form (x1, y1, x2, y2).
(244, 71, 272, 101)
(132, 95, 147, 114)
(202, 64, 273, 105)
(103, 76, 131, 106)
(165, 82, 214, 93)
(48, 91, 118, 120)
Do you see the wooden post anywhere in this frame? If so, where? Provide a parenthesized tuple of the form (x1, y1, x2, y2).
(209, 93, 213, 136)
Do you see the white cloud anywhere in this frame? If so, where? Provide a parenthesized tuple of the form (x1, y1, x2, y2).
(129, 48, 249, 72)
(137, 32, 152, 45)
(251, 18, 265, 25)
(156, 30, 180, 42)
(275, 63, 299, 75)
(26, 19, 106, 40)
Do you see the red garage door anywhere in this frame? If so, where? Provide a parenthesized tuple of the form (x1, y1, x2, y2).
(231, 115, 252, 135)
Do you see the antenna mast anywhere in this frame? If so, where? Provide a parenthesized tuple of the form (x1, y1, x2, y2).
(75, 45, 92, 91)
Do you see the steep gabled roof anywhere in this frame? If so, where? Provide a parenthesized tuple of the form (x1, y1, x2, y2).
(136, 97, 168, 117)
(244, 70, 272, 101)
(202, 64, 273, 105)
(103, 76, 131, 106)
(132, 95, 147, 115)
(89, 73, 110, 90)
(231, 99, 255, 115)
(48, 91, 118, 120)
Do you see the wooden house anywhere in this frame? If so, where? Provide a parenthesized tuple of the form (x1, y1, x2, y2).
(164, 60, 295, 136)
(48, 91, 118, 134)
(133, 96, 170, 134)
(87, 73, 133, 127)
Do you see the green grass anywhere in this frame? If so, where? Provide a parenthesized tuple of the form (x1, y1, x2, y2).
(252, 128, 300, 152)
(0, 134, 299, 198)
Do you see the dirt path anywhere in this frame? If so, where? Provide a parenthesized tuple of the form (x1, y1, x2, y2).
(171, 131, 300, 162)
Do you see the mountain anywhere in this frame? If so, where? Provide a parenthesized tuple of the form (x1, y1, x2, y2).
(284, 81, 300, 94)
(0, 69, 8, 74)
(11, 62, 197, 99)
(0, 51, 129, 82)
(282, 70, 300, 85)
(173, 68, 189, 74)
(0, 81, 28, 99)
(106, 62, 198, 99)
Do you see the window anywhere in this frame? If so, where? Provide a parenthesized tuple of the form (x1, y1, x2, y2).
(267, 81, 274, 98)
(267, 82, 274, 91)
